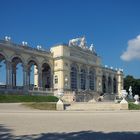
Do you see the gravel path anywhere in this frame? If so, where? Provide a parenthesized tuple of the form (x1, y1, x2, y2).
(0, 103, 140, 140)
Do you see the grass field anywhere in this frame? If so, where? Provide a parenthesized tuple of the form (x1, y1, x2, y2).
(23, 102, 56, 110)
(0, 95, 58, 103)
(128, 102, 140, 110)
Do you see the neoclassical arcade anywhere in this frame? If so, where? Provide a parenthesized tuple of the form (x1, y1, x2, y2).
(0, 39, 53, 91)
(0, 37, 123, 99)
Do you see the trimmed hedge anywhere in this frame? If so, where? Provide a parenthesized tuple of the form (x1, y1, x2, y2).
(129, 102, 140, 110)
(0, 95, 58, 103)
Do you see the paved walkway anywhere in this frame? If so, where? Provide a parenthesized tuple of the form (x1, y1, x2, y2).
(0, 103, 140, 140)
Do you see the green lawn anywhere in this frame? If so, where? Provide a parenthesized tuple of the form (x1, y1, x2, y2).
(128, 102, 140, 110)
(23, 102, 56, 110)
(0, 95, 58, 103)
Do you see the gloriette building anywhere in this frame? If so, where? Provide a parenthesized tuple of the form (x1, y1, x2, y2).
(0, 36, 123, 102)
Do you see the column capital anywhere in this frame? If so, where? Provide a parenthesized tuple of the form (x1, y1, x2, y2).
(23, 64, 29, 72)
(5, 60, 12, 68)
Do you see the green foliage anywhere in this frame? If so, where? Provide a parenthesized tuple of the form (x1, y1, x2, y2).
(0, 95, 58, 103)
(124, 75, 140, 96)
(23, 102, 56, 110)
(128, 102, 140, 110)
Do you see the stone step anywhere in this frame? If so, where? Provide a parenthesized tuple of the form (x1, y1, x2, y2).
(66, 102, 122, 111)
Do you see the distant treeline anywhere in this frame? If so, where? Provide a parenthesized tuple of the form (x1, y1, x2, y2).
(124, 75, 140, 96)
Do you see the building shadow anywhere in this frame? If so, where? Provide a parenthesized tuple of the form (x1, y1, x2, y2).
(0, 124, 14, 140)
(0, 124, 140, 140)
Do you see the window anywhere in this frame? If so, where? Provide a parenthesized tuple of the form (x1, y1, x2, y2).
(89, 70, 95, 90)
(108, 76, 112, 93)
(113, 78, 117, 93)
(80, 69, 86, 90)
(70, 66, 77, 90)
(102, 75, 106, 93)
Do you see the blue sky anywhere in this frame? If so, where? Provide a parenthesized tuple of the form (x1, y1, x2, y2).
(0, 0, 140, 79)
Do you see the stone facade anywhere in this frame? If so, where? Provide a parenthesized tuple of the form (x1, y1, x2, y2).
(0, 37, 123, 99)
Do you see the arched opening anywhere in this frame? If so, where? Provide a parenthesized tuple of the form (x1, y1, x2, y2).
(89, 69, 95, 90)
(108, 76, 112, 93)
(80, 68, 86, 90)
(113, 77, 117, 93)
(70, 64, 78, 90)
(42, 63, 51, 89)
(11, 57, 23, 88)
(102, 75, 106, 93)
(0, 54, 6, 87)
(28, 60, 38, 89)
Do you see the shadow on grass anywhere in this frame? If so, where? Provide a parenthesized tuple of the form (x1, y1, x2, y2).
(0, 124, 140, 140)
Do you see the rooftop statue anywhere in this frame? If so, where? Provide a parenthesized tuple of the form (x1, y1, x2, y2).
(69, 38, 79, 46)
(69, 36, 87, 49)
(89, 44, 95, 52)
(79, 37, 87, 49)
(5, 36, 11, 41)
(69, 36, 96, 53)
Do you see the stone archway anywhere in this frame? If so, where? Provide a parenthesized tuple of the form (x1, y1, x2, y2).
(102, 75, 106, 93)
(42, 63, 51, 89)
(0, 53, 6, 86)
(89, 68, 95, 91)
(113, 77, 117, 93)
(80, 67, 86, 90)
(108, 76, 112, 93)
(28, 60, 39, 89)
(70, 63, 78, 90)
(11, 56, 24, 88)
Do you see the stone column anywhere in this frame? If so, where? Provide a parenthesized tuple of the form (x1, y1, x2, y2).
(12, 65, 16, 87)
(106, 76, 108, 93)
(34, 65, 38, 87)
(108, 76, 112, 94)
(117, 70, 124, 98)
(96, 76, 102, 93)
(115, 77, 118, 94)
(77, 65, 81, 91)
(51, 70, 54, 89)
(23, 65, 28, 89)
(26, 66, 30, 88)
(77, 71, 81, 91)
(6, 61, 12, 88)
(86, 75, 89, 90)
(111, 76, 114, 94)
(94, 76, 97, 92)
(38, 67, 42, 88)
(86, 67, 89, 90)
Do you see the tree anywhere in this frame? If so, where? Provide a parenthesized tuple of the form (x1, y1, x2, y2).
(124, 75, 140, 96)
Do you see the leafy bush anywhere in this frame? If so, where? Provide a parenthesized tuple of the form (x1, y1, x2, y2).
(129, 102, 140, 110)
(0, 95, 58, 103)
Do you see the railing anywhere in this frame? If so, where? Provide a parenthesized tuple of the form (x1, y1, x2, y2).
(0, 85, 54, 94)
(0, 85, 6, 89)
(31, 87, 53, 92)
(0, 39, 50, 54)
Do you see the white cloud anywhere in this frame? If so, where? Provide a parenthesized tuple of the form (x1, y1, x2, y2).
(121, 35, 140, 61)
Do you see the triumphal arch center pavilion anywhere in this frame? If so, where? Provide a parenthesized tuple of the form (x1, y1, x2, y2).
(0, 36, 123, 101)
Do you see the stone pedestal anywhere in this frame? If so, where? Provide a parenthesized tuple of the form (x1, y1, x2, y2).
(56, 99, 64, 111)
(120, 98, 128, 110)
(120, 89, 128, 110)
